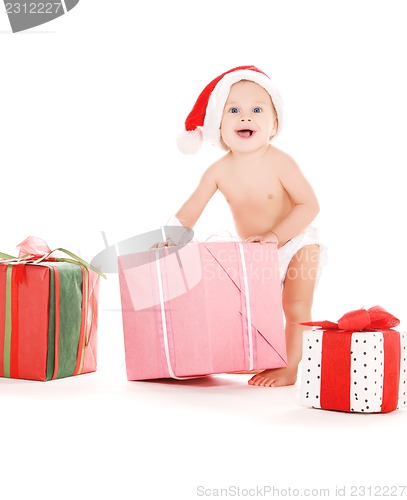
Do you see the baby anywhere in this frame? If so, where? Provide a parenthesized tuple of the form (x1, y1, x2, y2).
(175, 66, 324, 387)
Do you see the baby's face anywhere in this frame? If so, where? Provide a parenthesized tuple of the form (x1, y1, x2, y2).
(220, 80, 277, 153)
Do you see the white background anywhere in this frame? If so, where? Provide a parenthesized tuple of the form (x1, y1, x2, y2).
(1, 2, 406, 499)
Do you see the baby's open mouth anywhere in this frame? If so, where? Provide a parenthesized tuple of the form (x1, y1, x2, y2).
(236, 129, 255, 138)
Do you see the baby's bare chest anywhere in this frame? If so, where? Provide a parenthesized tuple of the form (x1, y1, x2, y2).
(218, 169, 285, 206)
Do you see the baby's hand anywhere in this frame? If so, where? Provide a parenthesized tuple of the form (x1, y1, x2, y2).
(149, 237, 177, 249)
(245, 231, 279, 245)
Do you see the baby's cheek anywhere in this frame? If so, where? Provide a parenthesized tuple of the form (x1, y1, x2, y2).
(219, 134, 231, 150)
(219, 124, 231, 148)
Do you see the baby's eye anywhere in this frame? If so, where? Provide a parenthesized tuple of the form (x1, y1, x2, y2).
(252, 107, 262, 113)
(229, 107, 239, 113)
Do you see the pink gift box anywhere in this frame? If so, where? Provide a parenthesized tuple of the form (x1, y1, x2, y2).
(118, 241, 286, 380)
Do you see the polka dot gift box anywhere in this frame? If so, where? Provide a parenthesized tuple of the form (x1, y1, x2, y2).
(300, 306, 407, 413)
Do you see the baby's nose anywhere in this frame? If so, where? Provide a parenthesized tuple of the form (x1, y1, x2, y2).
(240, 116, 252, 122)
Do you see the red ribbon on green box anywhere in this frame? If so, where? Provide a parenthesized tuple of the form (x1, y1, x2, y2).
(0, 237, 104, 381)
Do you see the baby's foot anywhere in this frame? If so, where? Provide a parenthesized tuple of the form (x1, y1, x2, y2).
(248, 367, 297, 387)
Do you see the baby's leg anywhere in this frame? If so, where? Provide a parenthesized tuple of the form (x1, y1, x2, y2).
(248, 244, 319, 387)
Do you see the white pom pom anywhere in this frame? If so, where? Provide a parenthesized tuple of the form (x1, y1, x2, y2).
(177, 128, 203, 154)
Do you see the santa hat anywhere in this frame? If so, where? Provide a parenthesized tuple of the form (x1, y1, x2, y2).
(177, 65, 283, 154)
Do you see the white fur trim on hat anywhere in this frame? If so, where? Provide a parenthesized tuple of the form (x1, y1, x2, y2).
(177, 128, 203, 154)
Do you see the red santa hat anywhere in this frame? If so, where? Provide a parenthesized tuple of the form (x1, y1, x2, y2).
(177, 65, 283, 154)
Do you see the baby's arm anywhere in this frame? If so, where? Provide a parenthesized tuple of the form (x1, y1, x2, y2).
(150, 164, 218, 248)
(175, 164, 219, 229)
(272, 156, 319, 245)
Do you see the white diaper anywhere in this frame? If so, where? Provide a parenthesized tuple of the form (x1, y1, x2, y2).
(278, 226, 327, 284)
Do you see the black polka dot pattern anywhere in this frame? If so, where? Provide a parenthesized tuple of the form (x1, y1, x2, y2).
(350, 331, 383, 412)
(398, 331, 407, 409)
(300, 330, 323, 408)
